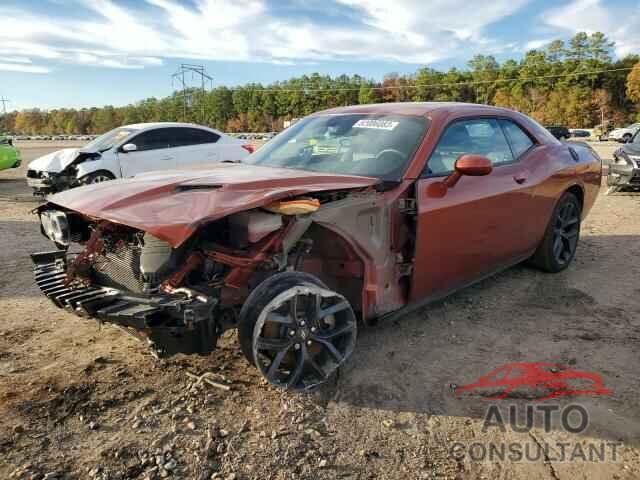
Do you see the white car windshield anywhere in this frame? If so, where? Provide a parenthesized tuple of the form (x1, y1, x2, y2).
(245, 114, 427, 181)
(83, 127, 137, 152)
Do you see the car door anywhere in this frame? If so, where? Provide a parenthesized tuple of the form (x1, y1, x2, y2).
(170, 127, 219, 167)
(410, 117, 537, 302)
(117, 128, 177, 178)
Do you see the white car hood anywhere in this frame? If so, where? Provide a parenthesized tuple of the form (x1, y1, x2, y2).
(28, 148, 81, 173)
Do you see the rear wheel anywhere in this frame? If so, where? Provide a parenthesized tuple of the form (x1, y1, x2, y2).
(529, 192, 582, 273)
(238, 272, 357, 391)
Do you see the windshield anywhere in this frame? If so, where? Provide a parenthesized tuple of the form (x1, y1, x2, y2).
(245, 114, 427, 180)
(83, 127, 137, 152)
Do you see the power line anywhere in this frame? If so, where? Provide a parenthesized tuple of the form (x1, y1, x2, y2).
(227, 67, 633, 94)
(0, 97, 9, 115)
(171, 64, 213, 123)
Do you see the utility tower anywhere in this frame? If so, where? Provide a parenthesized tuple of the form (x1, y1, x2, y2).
(0, 96, 9, 115)
(171, 64, 213, 124)
(0, 97, 9, 133)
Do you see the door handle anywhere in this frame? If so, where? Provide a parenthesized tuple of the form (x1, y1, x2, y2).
(160, 155, 173, 161)
(513, 174, 527, 184)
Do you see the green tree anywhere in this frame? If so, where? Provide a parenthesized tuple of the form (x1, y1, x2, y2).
(626, 63, 640, 104)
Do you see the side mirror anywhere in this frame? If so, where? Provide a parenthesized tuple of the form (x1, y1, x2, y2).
(444, 154, 493, 188)
(121, 143, 137, 152)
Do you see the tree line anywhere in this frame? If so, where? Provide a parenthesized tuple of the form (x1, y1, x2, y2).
(3, 32, 640, 135)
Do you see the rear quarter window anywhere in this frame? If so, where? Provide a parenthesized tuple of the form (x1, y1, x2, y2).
(500, 120, 535, 158)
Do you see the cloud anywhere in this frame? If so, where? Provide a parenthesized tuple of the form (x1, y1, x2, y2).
(0, 0, 532, 71)
(542, 0, 640, 58)
(0, 56, 33, 64)
(525, 39, 553, 50)
(0, 62, 50, 73)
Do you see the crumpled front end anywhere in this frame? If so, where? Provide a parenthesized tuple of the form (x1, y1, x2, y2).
(30, 201, 309, 357)
(608, 150, 640, 191)
(31, 250, 218, 356)
(27, 169, 76, 196)
(26, 149, 101, 195)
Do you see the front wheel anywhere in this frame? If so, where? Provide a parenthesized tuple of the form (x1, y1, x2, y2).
(528, 192, 582, 273)
(80, 171, 115, 185)
(238, 272, 357, 391)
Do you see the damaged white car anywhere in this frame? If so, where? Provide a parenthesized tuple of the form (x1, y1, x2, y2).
(26, 122, 254, 195)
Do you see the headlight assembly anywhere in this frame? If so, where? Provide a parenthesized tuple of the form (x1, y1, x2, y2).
(614, 154, 631, 165)
(627, 155, 640, 166)
(40, 210, 70, 246)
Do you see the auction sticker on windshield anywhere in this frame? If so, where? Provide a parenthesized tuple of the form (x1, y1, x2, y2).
(353, 119, 399, 130)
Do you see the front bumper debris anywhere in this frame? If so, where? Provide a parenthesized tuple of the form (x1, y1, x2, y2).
(26, 171, 73, 195)
(31, 251, 220, 357)
(608, 164, 640, 188)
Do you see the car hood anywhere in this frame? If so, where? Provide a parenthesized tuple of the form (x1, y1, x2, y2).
(620, 143, 640, 156)
(28, 148, 81, 173)
(46, 163, 380, 247)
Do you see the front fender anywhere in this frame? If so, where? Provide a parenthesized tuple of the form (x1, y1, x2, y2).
(75, 152, 120, 179)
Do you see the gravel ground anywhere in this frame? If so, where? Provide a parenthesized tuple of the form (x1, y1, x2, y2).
(0, 141, 638, 480)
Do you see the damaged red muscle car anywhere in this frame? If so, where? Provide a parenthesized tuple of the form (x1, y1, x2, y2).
(31, 103, 602, 391)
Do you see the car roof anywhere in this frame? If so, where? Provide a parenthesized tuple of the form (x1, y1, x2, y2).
(315, 102, 517, 117)
(123, 122, 216, 131)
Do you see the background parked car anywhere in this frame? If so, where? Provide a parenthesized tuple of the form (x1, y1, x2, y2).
(607, 130, 640, 194)
(593, 121, 614, 141)
(545, 126, 571, 140)
(608, 123, 640, 143)
(0, 135, 21, 171)
(569, 129, 591, 138)
(26, 122, 254, 195)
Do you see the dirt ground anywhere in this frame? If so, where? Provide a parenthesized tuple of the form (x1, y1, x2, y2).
(0, 141, 638, 480)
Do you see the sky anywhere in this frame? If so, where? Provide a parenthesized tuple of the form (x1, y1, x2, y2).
(0, 0, 638, 110)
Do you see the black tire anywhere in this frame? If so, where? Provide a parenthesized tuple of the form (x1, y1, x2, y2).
(237, 271, 357, 391)
(238, 271, 327, 364)
(529, 192, 582, 273)
(80, 171, 115, 185)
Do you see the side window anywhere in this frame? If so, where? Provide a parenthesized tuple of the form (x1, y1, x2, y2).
(131, 129, 170, 152)
(426, 118, 514, 176)
(193, 128, 220, 144)
(171, 128, 220, 147)
(500, 120, 534, 158)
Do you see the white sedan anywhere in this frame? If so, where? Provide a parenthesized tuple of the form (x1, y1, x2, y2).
(608, 123, 640, 143)
(26, 122, 253, 195)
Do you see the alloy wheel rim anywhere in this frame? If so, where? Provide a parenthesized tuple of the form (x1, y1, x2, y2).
(90, 175, 111, 183)
(252, 284, 357, 391)
(552, 201, 580, 265)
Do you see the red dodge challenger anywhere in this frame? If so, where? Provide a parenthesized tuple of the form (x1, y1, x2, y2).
(31, 103, 601, 390)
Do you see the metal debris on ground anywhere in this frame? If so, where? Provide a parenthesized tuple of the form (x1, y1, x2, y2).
(186, 371, 232, 391)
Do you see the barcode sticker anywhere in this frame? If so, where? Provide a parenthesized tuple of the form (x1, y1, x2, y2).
(353, 119, 399, 131)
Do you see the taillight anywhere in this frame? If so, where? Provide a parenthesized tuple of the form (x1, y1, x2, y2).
(242, 144, 254, 154)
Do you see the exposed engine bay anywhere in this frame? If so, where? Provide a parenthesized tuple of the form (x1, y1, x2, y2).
(31, 185, 410, 383)
(33, 204, 311, 355)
